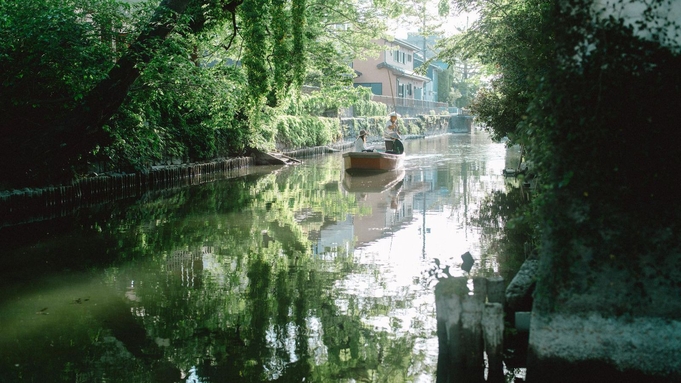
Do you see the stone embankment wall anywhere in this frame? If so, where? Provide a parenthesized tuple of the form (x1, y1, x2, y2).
(525, 1, 681, 380)
(1, 157, 252, 227)
(339, 114, 468, 141)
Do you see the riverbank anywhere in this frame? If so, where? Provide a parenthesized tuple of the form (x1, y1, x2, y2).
(0, 113, 465, 228)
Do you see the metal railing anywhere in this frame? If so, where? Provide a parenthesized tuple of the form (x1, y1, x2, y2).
(371, 95, 448, 115)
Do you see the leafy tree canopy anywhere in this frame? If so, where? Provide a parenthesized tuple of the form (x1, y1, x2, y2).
(436, 0, 553, 144)
(0, 0, 403, 188)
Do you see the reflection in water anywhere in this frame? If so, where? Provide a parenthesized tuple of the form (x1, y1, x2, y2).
(0, 131, 511, 382)
(342, 169, 406, 194)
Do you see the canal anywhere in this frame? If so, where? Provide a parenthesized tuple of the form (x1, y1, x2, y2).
(0, 131, 518, 382)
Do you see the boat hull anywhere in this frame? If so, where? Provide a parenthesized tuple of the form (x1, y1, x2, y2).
(342, 151, 404, 172)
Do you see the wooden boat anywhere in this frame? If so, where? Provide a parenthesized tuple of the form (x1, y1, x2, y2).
(342, 169, 405, 193)
(342, 151, 404, 173)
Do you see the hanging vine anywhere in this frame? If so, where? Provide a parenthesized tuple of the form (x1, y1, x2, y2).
(291, 0, 307, 87)
(269, 0, 293, 107)
(240, 0, 272, 104)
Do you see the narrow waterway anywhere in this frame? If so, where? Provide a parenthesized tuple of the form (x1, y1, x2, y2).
(0, 131, 517, 383)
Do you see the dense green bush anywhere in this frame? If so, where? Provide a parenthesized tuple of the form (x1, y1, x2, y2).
(0, 0, 256, 181)
(443, 0, 681, 318)
(273, 115, 342, 149)
(351, 88, 388, 117)
(0, 0, 131, 119)
(104, 42, 251, 170)
(0, 0, 134, 181)
(352, 99, 387, 117)
(287, 85, 386, 118)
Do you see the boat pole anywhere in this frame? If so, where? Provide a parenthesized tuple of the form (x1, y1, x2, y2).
(387, 69, 397, 113)
(386, 69, 402, 138)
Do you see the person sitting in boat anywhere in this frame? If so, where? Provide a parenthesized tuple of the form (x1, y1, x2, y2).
(354, 130, 374, 152)
(384, 112, 403, 154)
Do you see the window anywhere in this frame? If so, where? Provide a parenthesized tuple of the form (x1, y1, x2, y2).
(415, 87, 423, 100)
(393, 49, 407, 64)
(398, 83, 405, 97)
(407, 84, 412, 96)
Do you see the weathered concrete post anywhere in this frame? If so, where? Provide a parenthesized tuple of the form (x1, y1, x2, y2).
(436, 277, 488, 383)
(505, 258, 538, 312)
(435, 277, 465, 383)
(484, 276, 506, 383)
(482, 302, 505, 383)
(435, 277, 494, 383)
(486, 276, 505, 306)
(461, 294, 485, 381)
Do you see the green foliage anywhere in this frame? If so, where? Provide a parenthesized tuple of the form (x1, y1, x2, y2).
(303, 46, 356, 90)
(445, 0, 681, 314)
(352, 98, 388, 117)
(286, 85, 385, 118)
(291, 0, 307, 86)
(339, 115, 425, 139)
(0, 0, 405, 188)
(341, 116, 383, 138)
(304, 0, 392, 57)
(452, 0, 552, 145)
(0, 0, 131, 134)
(473, 187, 537, 278)
(240, 0, 271, 105)
(435, 26, 486, 109)
(350, 86, 388, 117)
(272, 115, 341, 148)
(105, 58, 250, 170)
(533, 2, 681, 219)
(436, 66, 453, 104)
(470, 78, 531, 143)
(268, 0, 297, 107)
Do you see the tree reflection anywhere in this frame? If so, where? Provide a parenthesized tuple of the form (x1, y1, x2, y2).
(2, 135, 518, 382)
(472, 183, 534, 281)
(0, 157, 433, 382)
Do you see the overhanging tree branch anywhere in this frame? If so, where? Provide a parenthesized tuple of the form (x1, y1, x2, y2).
(31, 0, 195, 172)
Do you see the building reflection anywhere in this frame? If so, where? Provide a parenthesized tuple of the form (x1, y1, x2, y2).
(310, 169, 436, 257)
(310, 138, 515, 261)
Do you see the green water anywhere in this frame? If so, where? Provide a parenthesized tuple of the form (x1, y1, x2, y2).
(0, 132, 514, 383)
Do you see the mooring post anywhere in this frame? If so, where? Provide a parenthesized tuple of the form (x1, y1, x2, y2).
(486, 276, 505, 305)
(435, 277, 465, 383)
(482, 302, 505, 383)
(473, 277, 487, 302)
(435, 277, 485, 383)
(461, 294, 485, 382)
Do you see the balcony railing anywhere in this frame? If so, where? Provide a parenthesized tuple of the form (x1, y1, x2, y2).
(371, 95, 448, 115)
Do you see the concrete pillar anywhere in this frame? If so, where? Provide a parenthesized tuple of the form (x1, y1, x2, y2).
(435, 277, 465, 383)
(435, 277, 485, 383)
(486, 276, 505, 305)
(482, 303, 505, 383)
(460, 294, 485, 382)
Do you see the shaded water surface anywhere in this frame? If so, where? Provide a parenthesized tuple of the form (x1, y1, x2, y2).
(0, 132, 514, 382)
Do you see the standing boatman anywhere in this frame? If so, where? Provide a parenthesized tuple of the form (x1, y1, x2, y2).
(384, 112, 403, 153)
